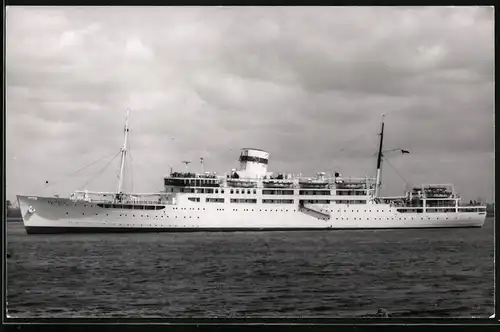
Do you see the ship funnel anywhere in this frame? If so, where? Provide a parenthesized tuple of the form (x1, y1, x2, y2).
(237, 148, 269, 178)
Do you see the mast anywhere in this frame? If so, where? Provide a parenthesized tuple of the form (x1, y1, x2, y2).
(375, 114, 385, 197)
(117, 109, 130, 194)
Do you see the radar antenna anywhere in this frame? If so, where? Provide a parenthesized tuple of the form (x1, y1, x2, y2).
(182, 161, 191, 171)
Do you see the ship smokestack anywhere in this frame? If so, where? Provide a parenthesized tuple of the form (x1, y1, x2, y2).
(238, 148, 269, 179)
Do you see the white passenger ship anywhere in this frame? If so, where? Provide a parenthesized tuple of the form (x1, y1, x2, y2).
(17, 111, 486, 234)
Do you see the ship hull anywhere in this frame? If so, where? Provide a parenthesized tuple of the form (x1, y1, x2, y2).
(18, 195, 486, 234)
(24, 225, 484, 234)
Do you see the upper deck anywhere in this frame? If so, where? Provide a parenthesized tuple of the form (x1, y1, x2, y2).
(410, 184, 458, 199)
(165, 172, 221, 187)
(164, 172, 376, 190)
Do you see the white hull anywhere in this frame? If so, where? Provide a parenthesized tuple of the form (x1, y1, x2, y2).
(18, 195, 486, 234)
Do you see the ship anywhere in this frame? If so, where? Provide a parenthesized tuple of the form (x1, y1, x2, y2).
(17, 111, 487, 234)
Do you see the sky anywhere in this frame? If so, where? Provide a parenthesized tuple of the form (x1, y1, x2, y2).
(6, 6, 495, 202)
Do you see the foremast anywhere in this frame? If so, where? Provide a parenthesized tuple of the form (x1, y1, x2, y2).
(117, 109, 130, 194)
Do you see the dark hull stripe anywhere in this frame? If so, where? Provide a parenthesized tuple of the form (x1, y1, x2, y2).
(239, 155, 268, 165)
(25, 225, 483, 234)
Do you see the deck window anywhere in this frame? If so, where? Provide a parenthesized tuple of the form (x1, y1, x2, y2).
(262, 199, 294, 204)
(301, 199, 330, 204)
(230, 198, 257, 204)
(263, 189, 294, 195)
(206, 198, 225, 203)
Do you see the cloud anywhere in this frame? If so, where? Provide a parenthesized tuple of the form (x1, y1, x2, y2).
(6, 6, 494, 201)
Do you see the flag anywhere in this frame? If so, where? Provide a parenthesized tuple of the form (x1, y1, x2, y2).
(401, 149, 410, 154)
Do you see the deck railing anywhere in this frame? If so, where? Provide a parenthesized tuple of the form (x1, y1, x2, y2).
(73, 199, 171, 205)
